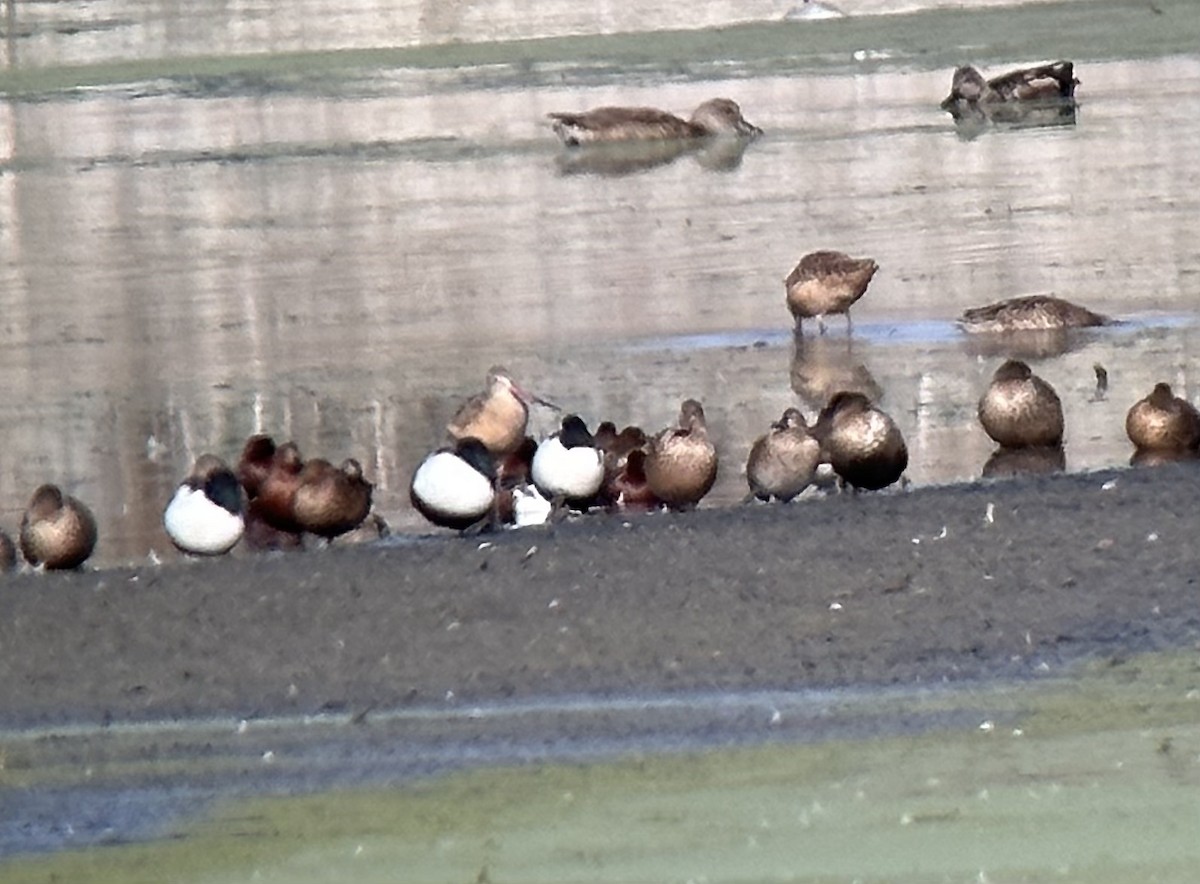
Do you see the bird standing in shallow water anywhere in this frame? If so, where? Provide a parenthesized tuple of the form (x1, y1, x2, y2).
(812, 392, 907, 491)
(977, 360, 1064, 449)
(745, 408, 821, 503)
(410, 438, 499, 532)
(447, 367, 555, 458)
(548, 98, 761, 145)
(785, 250, 878, 334)
(19, 484, 98, 570)
(1126, 382, 1200, 455)
(164, 454, 245, 556)
(645, 399, 719, 510)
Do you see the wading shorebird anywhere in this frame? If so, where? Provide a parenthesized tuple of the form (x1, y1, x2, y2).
(812, 392, 908, 491)
(19, 484, 98, 570)
(410, 437, 499, 532)
(447, 367, 556, 457)
(1125, 382, 1200, 455)
(163, 454, 245, 556)
(745, 408, 821, 503)
(784, 250, 879, 334)
(645, 399, 719, 510)
(548, 98, 762, 145)
(977, 360, 1064, 449)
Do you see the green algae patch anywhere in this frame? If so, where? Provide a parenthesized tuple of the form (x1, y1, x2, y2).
(5, 652, 1200, 883)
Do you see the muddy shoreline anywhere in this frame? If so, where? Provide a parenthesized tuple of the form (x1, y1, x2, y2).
(3, 463, 1197, 732)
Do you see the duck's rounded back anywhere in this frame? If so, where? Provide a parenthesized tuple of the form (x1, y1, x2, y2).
(813, 393, 907, 491)
(746, 408, 821, 502)
(1126, 382, 1200, 453)
(19, 484, 98, 570)
(164, 454, 246, 556)
(411, 438, 498, 531)
(978, 360, 1064, 448)
(293, 458, 373, 539)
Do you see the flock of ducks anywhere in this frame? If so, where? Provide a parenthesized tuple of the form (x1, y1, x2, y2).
(1, 60, 1186, 574)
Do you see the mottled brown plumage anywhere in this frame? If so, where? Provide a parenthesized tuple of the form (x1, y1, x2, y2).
(645, 399, 719, 510)
(548, 98, 761, 145)
(253, 441, 305, 535)
(292, 458, 373, 539)
(745, 408, 821, 503)
(812, 393, 908, 491)
(784, 250, 879, 332)
(447, 367, 548, 457)
(1125, 383, 1200, 454)
(958, 295, 1109, 334)
(19, 484, 98, 570)
(977, 360, 1064, 449)
(237, 434, 278, 498)
(941, 61, 1078, 123)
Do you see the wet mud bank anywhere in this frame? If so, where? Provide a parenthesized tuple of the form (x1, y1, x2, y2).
(2, 463, 1198, 732)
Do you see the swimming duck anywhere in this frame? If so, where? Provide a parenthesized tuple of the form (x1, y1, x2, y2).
(410, 437, 498, 531)
(548, 98, 762, 145)
(19, 484, 98, 570)
(163, 454, 246, 556)
(812, 392, 908, 491)
(292, 457, 374, 539)
(447, 367, 555, 457)
(531, 415, 605, 511)
(958, 295, 1109, 334)
(941, 61, 1078, 123)
(745, 408, 822, 503)
(645, 399, 719, 510)
(977, 360, 1064, 449)
(0, 529, 16, 572)
(1125, 382, 1200, 454)
(784, 250, 879, 333)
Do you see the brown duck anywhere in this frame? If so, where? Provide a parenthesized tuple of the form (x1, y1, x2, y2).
(19, 484, 98, 570)
(977, 360, 1064, 449)
(548, 98, 761, 145)
(292, 458, 374, 539)
(745, 408, 821, 503)
(645, 399, 719, 510)
(1125, 382, 1200, 454)
(958, 295, 1109, 334)
(812, 392, 908, 491)
(785, 250, 879, 333)
(0, 528, 16, 572)
(941, 61, 1078, 123)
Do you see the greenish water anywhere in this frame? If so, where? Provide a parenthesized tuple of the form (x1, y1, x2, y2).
(4, 653, 1200, 881)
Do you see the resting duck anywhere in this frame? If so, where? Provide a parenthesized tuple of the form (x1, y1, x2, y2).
(977, 360, 1064, 449)
(163, 454, 246, 556)
(447, 367, 556, 457)
(292, 458, 373, 540)
(548, 98, 761, 145)
(941, 61, 1078, 123)
(531, 415, 605, 511)
(812, 393, 908, 491)
(19, 484, 98, 570)
(410, 437, 498, 532)
(1126, 383, 1200, 454)
(645, 399, 719, 510)
(958, 295, 1109, 334)
(745, 408, 821, 503)
(784, 250, 879, 334)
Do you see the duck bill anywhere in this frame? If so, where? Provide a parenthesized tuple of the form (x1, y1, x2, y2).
(511, 380, 560, 412)
(738, 119, 764, 138)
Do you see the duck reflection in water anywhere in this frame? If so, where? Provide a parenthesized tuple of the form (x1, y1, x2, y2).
(553, 127, 758, 176)
(789, 332, 882, 414)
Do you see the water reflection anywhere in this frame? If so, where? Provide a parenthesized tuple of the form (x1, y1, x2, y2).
(789, 333, 883, 411)
(981, 445, 1066, 479)
(555, 136, 757, 176)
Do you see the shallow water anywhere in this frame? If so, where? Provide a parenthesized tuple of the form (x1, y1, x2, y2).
(1, 0, 1199, 566)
